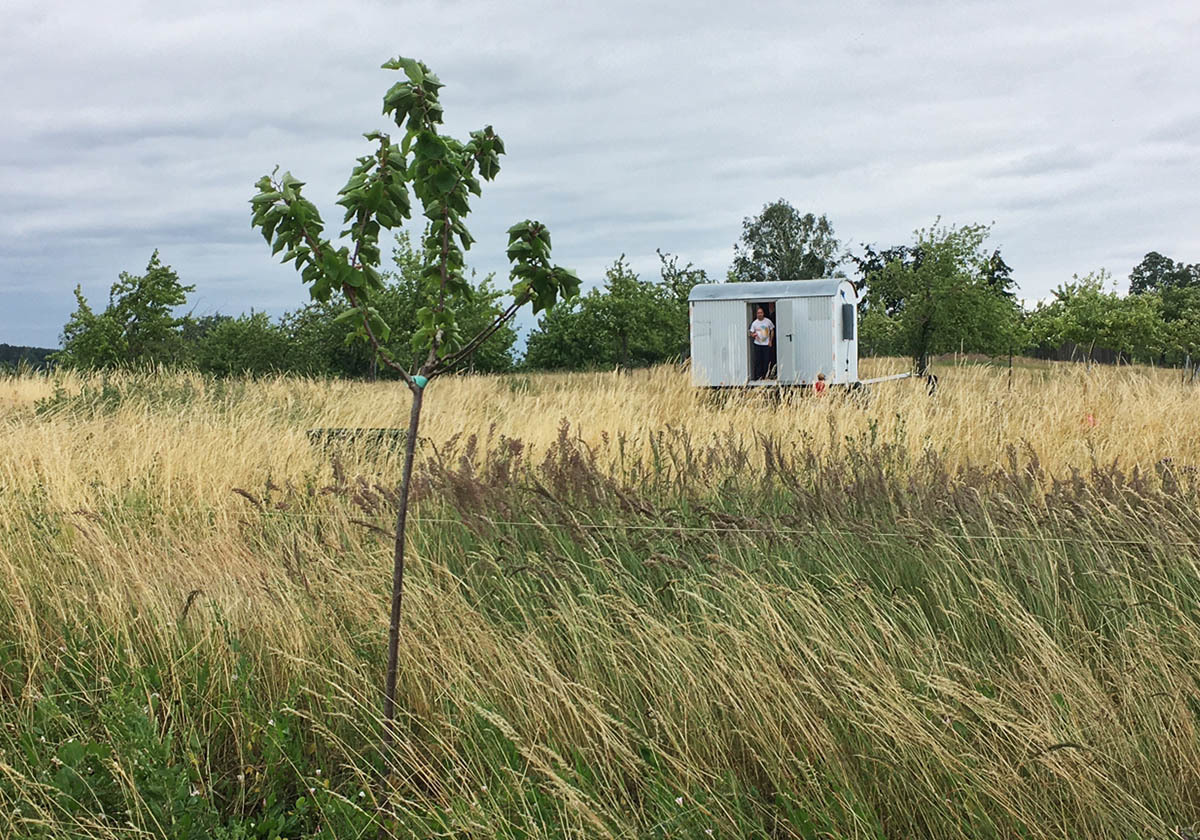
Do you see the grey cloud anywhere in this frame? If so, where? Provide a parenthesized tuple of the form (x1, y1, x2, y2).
(990, 146, 1100, 177)
(1146, 112, 1200, 146)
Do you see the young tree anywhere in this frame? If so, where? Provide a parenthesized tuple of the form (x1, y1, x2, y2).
(1030, 270, 1167, 366)
(55, 252, 194, 368)
(730, 200, 841, 283)
(523, 254, 697, 370)
(857, 222, 1020, 374)
(249, 57, 578, 751)
(657, 249, 707, 359)
(588, 257, 668, 367)
(56, 286, 125, 368)
(521, 297, 594, 370)
(108, 252, 196, 364)
(191, 312, 292, 375)
(850, 243, 922, 356)
(361, 233, 519, 375)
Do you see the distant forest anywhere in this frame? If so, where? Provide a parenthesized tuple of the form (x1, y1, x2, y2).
(0, 343, 54, 369)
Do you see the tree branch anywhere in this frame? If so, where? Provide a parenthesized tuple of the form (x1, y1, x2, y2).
(270, 172, 416, 390)
(343, 286, 417, 389)
(432, 294, 528, 375)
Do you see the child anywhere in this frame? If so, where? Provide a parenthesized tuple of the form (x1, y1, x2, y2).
(813, 372, 828, 395)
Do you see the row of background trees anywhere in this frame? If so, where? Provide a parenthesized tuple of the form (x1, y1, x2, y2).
(44, 200, 1200, 376)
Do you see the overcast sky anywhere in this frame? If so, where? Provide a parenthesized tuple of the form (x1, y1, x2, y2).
(3, 0, 1198, 348)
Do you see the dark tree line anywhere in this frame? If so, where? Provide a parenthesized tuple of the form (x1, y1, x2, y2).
(0, 344, 54, 370)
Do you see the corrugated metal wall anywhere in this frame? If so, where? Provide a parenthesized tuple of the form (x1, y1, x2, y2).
(833, 288, 858, 384)
(774, 298, 833, 383)
(802, 297, 834, 382)
(691, 300, 749, 386)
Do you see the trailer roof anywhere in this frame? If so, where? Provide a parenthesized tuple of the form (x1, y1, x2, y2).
(688, 279, 851, 302)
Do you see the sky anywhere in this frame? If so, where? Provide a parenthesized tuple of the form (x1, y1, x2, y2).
(3, 0, 1198, 348)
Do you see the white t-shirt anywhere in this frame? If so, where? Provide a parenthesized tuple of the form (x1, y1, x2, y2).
(749, 318, 774, 346)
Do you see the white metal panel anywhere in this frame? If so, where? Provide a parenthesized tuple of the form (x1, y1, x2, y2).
(795, 296, 833, 383)
(834, 281, 858, 384)
(689, 278, 844, 302)
(775, 299, 796, 382)
(690, 300, 749, 386)
(773, 297, 832, 384)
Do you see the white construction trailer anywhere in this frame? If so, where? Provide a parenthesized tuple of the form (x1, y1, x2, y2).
(689, 279, 862, 388)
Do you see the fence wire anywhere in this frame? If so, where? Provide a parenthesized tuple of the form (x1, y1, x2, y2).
(227, 509, 1200, 549)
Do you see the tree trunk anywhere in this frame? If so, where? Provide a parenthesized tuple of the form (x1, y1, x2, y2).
(381, 385, 423, 748)
(913, 312, 932, 376)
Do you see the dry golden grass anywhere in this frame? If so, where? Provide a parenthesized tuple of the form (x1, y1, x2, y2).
(2, 359, 1199, 838)
(3, 357, 1197, 515)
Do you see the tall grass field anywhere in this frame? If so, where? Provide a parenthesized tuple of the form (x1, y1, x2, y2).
(2, 359, 1200, 838)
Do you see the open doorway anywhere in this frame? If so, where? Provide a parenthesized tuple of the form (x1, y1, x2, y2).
(747, 301, 777, 382)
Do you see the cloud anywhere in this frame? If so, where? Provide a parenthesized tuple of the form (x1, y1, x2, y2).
(1, 0, 1199, 346)
(990, 146, 1099, 177)
(1146, 112, 1200, 146)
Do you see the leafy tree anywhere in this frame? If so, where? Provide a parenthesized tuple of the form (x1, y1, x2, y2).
(851, 245, 922, 316)
(56, 287, 125, 368)
(278, 236, 518, 381)
(588, 257, 671, 367)
(656, 249, 707, 358)
(657, 248, 707, 305)
(521, 297, 595, 371)
(180, 314, 233, 345)
(192, 312, 292, 375)
(1029, 270, 1168, 366)
(983, 249, 1015, 297)
(1163, 305, 1200, 365)
(1159, 284, 1200, 328)
(1129, 251, 1200, 295)
(108, 252, 195, 364)
(855, 223, 1020, 373)
(523, 253, 701, 370)
(357, 233, 517, 375)
(249, 56, 577, 752)
(730, 200, 840, 283)
(1126, 252, 1200, 364)
(55, 253, 194, 368)
(280, 233, 517, 378)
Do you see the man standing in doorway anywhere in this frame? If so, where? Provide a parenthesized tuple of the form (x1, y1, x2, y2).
(748, 305, 774, 381)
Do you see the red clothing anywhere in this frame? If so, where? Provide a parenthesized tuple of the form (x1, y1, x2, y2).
(813, 380, 827, 395)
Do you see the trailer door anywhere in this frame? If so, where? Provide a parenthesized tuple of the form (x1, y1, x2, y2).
(776, 298, 831, 383)
(775, 299, 797, 383)
(691, 300, 747, 386)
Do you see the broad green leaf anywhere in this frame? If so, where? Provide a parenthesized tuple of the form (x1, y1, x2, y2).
(399, 57, 424, 85)
(332, 308, 361, 327)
